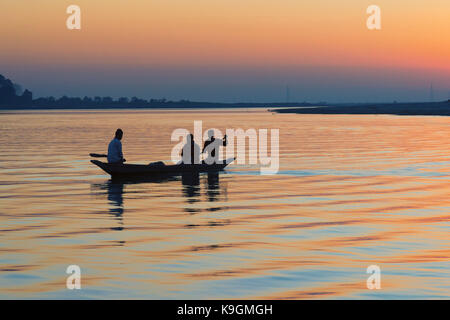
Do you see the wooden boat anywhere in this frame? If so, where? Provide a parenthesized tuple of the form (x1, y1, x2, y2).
(91, 158, 235, 178)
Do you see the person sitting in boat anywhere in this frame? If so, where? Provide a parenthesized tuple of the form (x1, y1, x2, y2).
(107, 128, 126, 164)
(181, 133, 200, 164)
(203, 130, 227, 165)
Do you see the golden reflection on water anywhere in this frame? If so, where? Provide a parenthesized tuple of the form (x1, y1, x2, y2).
(0, 109, 450, 299)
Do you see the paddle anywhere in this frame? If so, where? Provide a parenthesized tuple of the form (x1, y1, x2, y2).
(90, 153, 127, 163)
(90, 153, 108, 158)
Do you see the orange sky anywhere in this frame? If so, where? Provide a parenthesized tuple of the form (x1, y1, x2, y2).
(0, 0, 449, 101)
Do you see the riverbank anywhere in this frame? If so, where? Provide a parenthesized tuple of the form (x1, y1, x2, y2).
(273, 101, 450, 116)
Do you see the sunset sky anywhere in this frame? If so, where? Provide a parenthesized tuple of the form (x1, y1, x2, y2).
(0, 0, 449, 102)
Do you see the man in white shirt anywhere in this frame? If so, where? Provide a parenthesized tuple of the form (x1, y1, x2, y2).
(107, 129, 125, 164)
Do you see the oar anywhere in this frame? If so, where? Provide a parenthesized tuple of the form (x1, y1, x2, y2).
(90, 153, 108, 158)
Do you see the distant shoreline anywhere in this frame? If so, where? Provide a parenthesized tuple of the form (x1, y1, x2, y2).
(2, 101, 450, 115)
(0, 103, 311, 111)
(1, 73, 317, 111)
(273, 101, 450, 116)
(3, 73, 449, 115)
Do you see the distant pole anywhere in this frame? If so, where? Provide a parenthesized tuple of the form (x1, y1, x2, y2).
(429, 82, 434, 102)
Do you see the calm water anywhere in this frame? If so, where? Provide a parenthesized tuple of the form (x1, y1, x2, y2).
(1, 109, 450, 299)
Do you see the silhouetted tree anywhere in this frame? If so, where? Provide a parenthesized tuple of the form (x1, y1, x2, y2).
(0, 74, 33, 106)
(21, 89, 33, 104)
(118, 97, 129, 104)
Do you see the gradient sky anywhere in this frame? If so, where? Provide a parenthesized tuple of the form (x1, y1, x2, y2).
(0, 0, 449, 102)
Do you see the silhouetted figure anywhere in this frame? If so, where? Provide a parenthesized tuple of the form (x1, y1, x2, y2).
(203, 130, 227, 164)
(108, 129, 126, 164)
(181, 133, 200, 164)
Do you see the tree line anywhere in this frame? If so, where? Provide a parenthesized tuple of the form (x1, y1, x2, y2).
(0, 74, 313, 109)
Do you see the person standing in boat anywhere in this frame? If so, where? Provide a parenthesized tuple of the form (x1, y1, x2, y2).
(107, 129, 126, 164)
(203, 130, 227, 164)
(181, 133, 200, 164)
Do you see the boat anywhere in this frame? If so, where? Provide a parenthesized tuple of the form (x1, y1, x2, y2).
(91, 158, 235, 178)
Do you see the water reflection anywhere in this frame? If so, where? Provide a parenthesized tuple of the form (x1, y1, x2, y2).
(206, 172, 220, 202)
(107, 181, 124, 216)
(91, 180, 125, 218)
(92, 172, 228, 218)
(3, 110, 450, 298)
(182, 173, 200, 201)
(182, 172, 228, 213)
